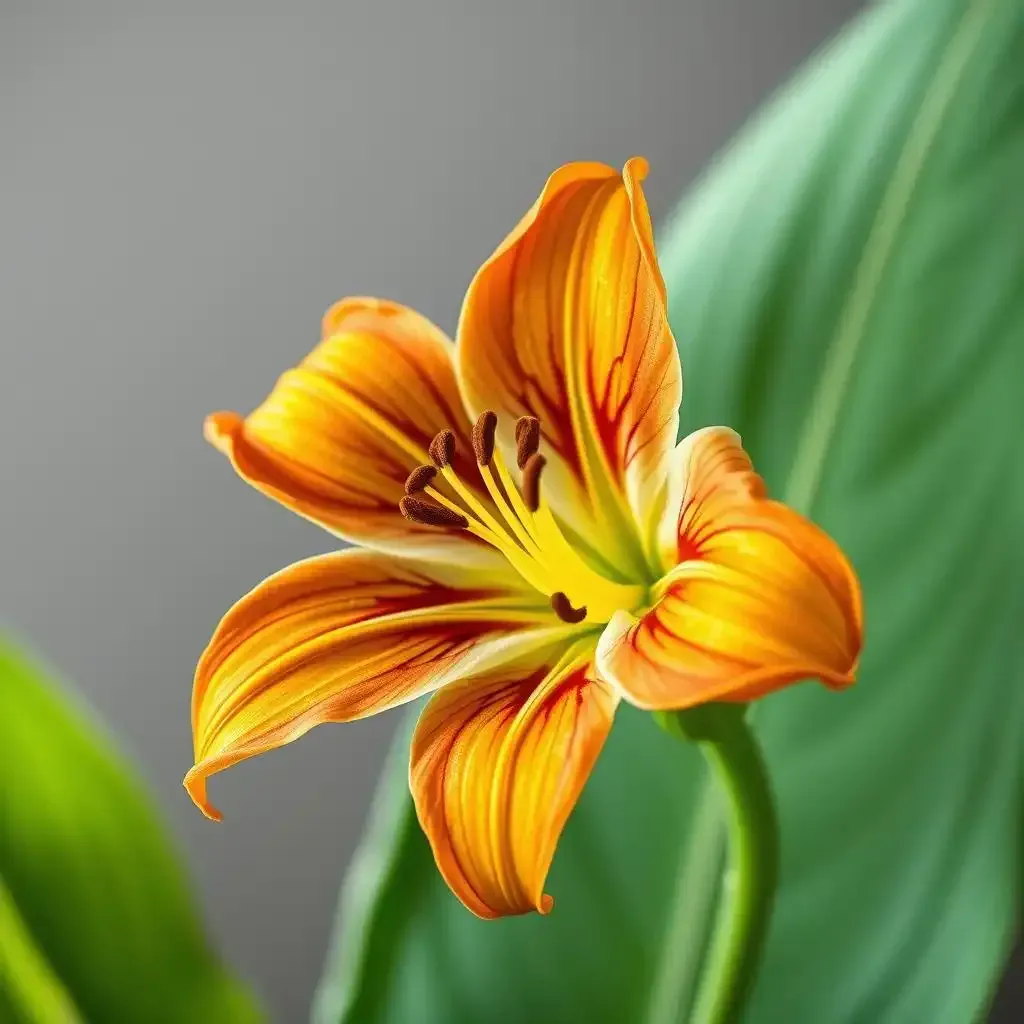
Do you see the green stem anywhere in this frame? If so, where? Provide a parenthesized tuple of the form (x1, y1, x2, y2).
(657, 705, 779, 1024)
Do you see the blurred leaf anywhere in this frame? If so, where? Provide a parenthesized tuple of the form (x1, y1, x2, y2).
(315, 0, 1024, 1020)
(0, 636, 262, 1024)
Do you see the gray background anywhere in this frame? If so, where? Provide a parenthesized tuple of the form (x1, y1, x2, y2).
(16, 1, 1008, 1020)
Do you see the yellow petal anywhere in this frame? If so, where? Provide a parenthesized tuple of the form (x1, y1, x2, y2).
(410, 641, 616, 918)
(186, 548, 561, 820)
(207, 297, 489, 561)
(457, 159, 682, 578)
(598, 427, 862, 709)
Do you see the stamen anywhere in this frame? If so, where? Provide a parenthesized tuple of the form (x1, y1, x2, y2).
(478, 458, 544, 559)
(399, 495, 468, 529)
(521, 453, 546, 512)
(428, 429, 456, 468)
(492, 451, 538, 532)
(433, 463, 522, 547)
(394, 413, 643, 624)
(404, 465, 437, 494)
(551, 591, 588, 624)
(515, 416, 541, 468)
(472, 410, 498, 466)
(514, 416, 537, 444)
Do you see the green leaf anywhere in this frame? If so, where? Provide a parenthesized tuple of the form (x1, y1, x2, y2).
(0, 636, 262, 1024)
(315, 0, 1024, 1020)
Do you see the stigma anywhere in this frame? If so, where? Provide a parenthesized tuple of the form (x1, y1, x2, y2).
(399, 411, 645, 625)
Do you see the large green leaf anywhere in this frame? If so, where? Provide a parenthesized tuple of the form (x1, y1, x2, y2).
(0, 636, 262, 1024)
(314, 0, 1024, 1020)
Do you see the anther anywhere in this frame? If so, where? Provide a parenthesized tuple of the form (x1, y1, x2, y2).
(515, 416, 541, 469)
(551, 591, 588, 624)
(428, 429, 456, 468)
(404, 465, 437, 494)
(521, 453, 546, 512)
(399, 495, 468, 529)
(472, 410, 498, 466)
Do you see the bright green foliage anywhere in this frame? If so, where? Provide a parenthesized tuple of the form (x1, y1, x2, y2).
(0, 638, 262, 1024)
(315, 0, 1024, 1020)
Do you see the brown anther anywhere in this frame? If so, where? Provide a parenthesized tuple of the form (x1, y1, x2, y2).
(404, 465, 437, 494)
(514, 416, 535, 443)
(472, 410, 498, 466)
(428, 429, 456, 468)
(399, 495, 468, 529)
(551, 591, 588, 624)
(515, 416, 541, 469)
(521, 453, 546, 512)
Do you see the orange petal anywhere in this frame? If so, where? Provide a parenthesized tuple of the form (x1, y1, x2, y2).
(457, 159, 681, 577)
(598, 427, 862, 709)
(207, 297, 489, 561)
(655, 425, 767, 572)
(410, 642, 616, 918)
(186, 548, 561, 820)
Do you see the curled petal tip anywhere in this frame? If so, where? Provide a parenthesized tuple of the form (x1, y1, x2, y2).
(623, 155, 650, 181)
(320, 295, 401, 340)
(183, 767, 224, 822)
(820, 664, 860, 692)
(320, 296, 363, 339)
(203, 411, 243, 451)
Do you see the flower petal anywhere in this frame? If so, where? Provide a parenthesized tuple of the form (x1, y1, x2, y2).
(598, 427, 862, 709)
(207, 297, 488, 561)
(410, 641, 616, 918)
(186, 548, 564, 820)
(457, 159, 681, 578)
(655, 425, 768, 572)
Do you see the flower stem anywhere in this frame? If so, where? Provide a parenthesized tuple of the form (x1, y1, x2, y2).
(656, 705, 779, 1024)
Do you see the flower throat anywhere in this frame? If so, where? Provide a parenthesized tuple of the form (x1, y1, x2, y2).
(398, 411, 644, 625)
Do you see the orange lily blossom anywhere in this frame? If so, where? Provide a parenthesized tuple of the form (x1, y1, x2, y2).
(186, 158, 862, 919)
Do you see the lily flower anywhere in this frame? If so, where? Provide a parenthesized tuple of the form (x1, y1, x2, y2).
(186, 159, 862, 919)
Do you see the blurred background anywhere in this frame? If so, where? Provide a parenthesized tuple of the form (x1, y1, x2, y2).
(4, 1, 1018, 1021)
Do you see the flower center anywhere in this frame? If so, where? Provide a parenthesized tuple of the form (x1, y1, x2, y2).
(399, 411, 645, 625)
